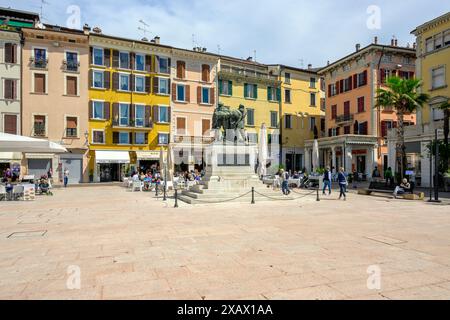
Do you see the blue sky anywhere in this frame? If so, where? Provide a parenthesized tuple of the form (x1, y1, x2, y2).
(3, 0, 449, 67)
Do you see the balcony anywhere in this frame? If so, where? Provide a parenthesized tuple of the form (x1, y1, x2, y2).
(30, 57, 48, 69)
(33, 123, 46, 137)
(63, 60, 80, 72)
(112, 119, 153, 130)
(219, 65, 280, 85)
(173, 135, 215, 145)
(335, 114, 354, 124)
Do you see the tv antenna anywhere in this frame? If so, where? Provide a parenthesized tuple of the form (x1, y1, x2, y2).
(298, 58, 304, 68)
(39, 0, 50, 22)
(138, 20, 151, 37)
(217, 44, 221, 55)
(192, 34, 197, 49)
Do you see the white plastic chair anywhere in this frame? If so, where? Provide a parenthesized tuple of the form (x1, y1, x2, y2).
(12, 185, 25, 200)
(0, 185, 7, 201)
(132, 180, 142, 192)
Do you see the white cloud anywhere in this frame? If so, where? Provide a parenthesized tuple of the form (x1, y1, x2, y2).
(2, 0, 449, 68)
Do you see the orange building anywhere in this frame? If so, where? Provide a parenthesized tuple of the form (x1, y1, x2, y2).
(305, 38, 416, 178)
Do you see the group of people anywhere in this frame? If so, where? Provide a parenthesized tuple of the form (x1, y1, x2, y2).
(322, 166, 349, 200)
(174, 170, 204, 183)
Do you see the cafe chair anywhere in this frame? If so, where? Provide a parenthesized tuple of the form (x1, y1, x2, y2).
(12, 185, 25, 201)
(0, 185, 7, 201)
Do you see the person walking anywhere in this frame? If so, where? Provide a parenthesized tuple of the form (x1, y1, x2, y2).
(384, 167, 393, 187)
(280, 169, 291, 195)
(322, 166, 332, 195)
(337, 167, 348, 200)
(63, 168, 69, 188)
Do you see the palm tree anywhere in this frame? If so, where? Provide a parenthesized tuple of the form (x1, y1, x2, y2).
(438, 101, 450, 171)
(376, 76, 430, 179)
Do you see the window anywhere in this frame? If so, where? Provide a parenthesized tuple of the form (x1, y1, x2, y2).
(135, 105, 145, 127)
(119, 74, 130, 91)
(331, 105, 337, 119)
(119, 52, 130, 69)
(330, 83, 337, 96)
(201, 87, 210, 104)
(343, 77, 351, 92)
(344, 126, 351, 134)
(159, 78, 169, 94)
(267, 86, 279, 101)
(310, 93, 316, 106)
(119, 103, 129, 126)
(176, 84, 185, 102)
(310, 117, 316, 131)
(34, 73, 46, 93)
(177, 61, 186, 79)
(382, 54, 392, 62)
(310, 77, 316, 88)
(158, 106, 169, 123)
(220, 80, 232, 96)
(65, 51, 78, 71)
(135, 132, 146, 145)
(244, 83, 257, 99)
(158, 57, 169, 74)
(445, 30, 450, 46)
(247, 109, 255, 126)
(202, 64, 210, 82)
(432, 107, 445, 121)
(93, 48, 103, 66)
(158, 133, 169, 145)
(93, 70, 104, 88)
(285, 72, 291, 84)
(344, 101, 350, 116)
(431, 66, 445, 89)
(119, 132, 130, 144)
(3, 79, 17, 100)
(33, 48, 47, 68)
(426, 37, 434, 53)
(357, 96, 365, 113)
(285, 89, 291, 103)
(66, 117, 77, 137)
(135, 53, 145, 71)
(33, 115, 46, 136)
(3, 114, 17, 134)
(434, 34, 443, 50)
(135, 75, 145, 92)
(92, 130, 104, 144)
(176, 117, 186, 135)
(285, 114, 292, 129)
(4, 43, 17, 64)
(66, 76, 78, 95)
(359, 121, 368, 135)
(270, 111, 278, 128)
(357, 71, 367, 86)
(93, 101, 104, 119)
(202, 119, 211, 136)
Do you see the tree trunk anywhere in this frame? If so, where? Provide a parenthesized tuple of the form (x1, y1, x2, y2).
(444, 109, 449, 171)
(397, 110, 406, 180)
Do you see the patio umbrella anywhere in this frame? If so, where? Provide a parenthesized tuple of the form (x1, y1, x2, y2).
(0, 133, 67, 153)
(167, 144, 174, 182)
(159, 146, 166, 177)
(312, 139, 319, 172)
(257, 123, 268, 177)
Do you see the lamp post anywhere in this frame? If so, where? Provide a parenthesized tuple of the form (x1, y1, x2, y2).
(428, 128, 442, 203)
(163, 160, 167, 201)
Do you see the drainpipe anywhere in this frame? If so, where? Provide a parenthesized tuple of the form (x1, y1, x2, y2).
(20, 32, 25, 135)
(278, 65, 283, 168)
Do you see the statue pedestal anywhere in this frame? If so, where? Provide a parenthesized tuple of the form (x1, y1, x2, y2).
(178, 141, 292, 204)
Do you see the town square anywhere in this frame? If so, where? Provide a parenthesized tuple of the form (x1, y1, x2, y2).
(0, 0, 449, 303)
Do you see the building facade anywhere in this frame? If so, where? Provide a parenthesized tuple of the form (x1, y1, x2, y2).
(218, 56, 281, 171)
(170, 48, 218, 172)
(88, 31, 171, 182)
(268, 65, 325, 172)
(387, 12, 450, 187)
(21, 25, 90, 184)
(310, 40, 416, 178)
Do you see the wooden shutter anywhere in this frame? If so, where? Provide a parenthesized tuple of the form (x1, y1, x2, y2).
(112, 103, 119, 123)
(244, 83, 248, 97)
(129, 132, 133, 144)
(89, 70, 93, 88)
(167, 107, 171, 123)
(176, 117, 186, 134)
(229, 80, 233, 96)
(113, 132, 119, 144)
(145, 76, 151, 93)
(34, 73, 46, 93)
(186, 85, 190, 102)
(145, 55, 152, 72)
(339, 80, 344, 93)
(130, 52, 135, 70)
(168, 79, 171, 94)
(4, 43, 12, 63)
(152, 105, 159, 122)
(177, 61, 185, 79)
(348, 76, 353, 90)
(104, 49, 111, 68)
(362, 70, 368, 85)
(89, 47, 93, 65)
(335, 81, 340, 94)
(145, 105, 152, 127)
(353, 74, 358, 89)
(336, 127, 340, 136)
(344, 126, 350, 134)
(409, 71, 415, 79)
(219, 79, 223, 94)
(89, 101, 93, 119)
(130, 75, 135, 92)
(4, 79, 12, 99)
(112, 50, 119, 68)
(66, 76, 77, 95)
(210, 88, 215, 105)
(3, 114, 17, 134)
(144, 132, 148, 144)
(202, 119, 211, 136)
(130, 104, 135, 126)
(171, 83, 177, 101)
(104, 102, 110, 120)
(381, 121, 387, 137)
(104, 71, 110, 89)
(202, 64, 210, 82)
(344, 101, 350, 116)
(153, 76, 159, 94)
(197, 86, 202, 104)
(380, 69, 386, 84)
(112, 72, 119, 90)
(328, 84, 331, 97)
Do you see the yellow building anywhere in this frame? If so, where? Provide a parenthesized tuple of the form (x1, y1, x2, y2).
(268, 65, 325, 172)
(217, 56, 281, 169)
(88, 30, 171, 182)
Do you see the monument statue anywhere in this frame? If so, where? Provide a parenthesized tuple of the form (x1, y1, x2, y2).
(212, 103, 247, 143)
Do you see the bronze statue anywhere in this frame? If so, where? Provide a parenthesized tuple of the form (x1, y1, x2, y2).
(212, 103, 247, 143)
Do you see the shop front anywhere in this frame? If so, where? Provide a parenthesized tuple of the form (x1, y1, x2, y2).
(0, 152, 22, 181)
(94, 150, 130, 182)
(136, 151, 161, 174)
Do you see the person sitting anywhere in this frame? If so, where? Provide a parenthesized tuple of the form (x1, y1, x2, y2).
(132, 171, 139, 181)
(393, 178, 412, 198)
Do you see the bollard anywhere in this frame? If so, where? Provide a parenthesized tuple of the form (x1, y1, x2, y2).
(251, 187, 255, 204)
(316, 188, 320, 201)
(174, 188, 179, 208)
(155, 183, 159, 197)
(163, 183, 167, 201)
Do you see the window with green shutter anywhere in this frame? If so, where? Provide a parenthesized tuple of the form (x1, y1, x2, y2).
(267, 86, 272, 101)
(244, 83, 248, 98)
(228, 80, 233, 95)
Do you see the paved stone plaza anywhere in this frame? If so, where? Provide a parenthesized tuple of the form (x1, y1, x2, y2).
(1, 185, 450, 300)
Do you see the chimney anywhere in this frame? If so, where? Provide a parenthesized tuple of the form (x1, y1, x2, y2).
(413, 42, 417, 49)
(308, 63, 312, 69)
(394, 39, 398, 46)
(391, 38, 395, 46)
(83, 24, 91, 35)
(153, 36, 160, 44)
(246, 56, 253, 61)
(355, 43, 361, 52)
(202, 47, 207, 52)
(141, 37, 148, 42)
(92, 27, 102, 34)
(374, 36, 378, 44)
(327, 60, 330, 66)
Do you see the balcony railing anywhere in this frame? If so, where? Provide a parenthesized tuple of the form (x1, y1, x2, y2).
(34, 123, 46, 137)
(30, 57, 48, 69)
(112, 119, 153, 129)
(335, 114, 354, 124)
(173, 135, 215, 144)
(219, 65, 279, 82)
(66, 128, 77, 138)
(63, 60, 80, 72)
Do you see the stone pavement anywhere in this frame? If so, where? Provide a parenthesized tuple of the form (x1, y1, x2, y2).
(0, 185, 450, 300)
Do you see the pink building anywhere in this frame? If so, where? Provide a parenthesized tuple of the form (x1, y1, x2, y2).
(21, 26, 89, 184)
(170, 48, 218, 172)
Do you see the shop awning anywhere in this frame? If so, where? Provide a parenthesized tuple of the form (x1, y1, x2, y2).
(0, 133, 67, 153)
(136, 151, 161, 160)
(95, 151, 130, 164)
(0, 152, 22, 163)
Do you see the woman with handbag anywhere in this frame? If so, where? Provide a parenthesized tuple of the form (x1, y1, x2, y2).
(337, 167, 348, 201)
